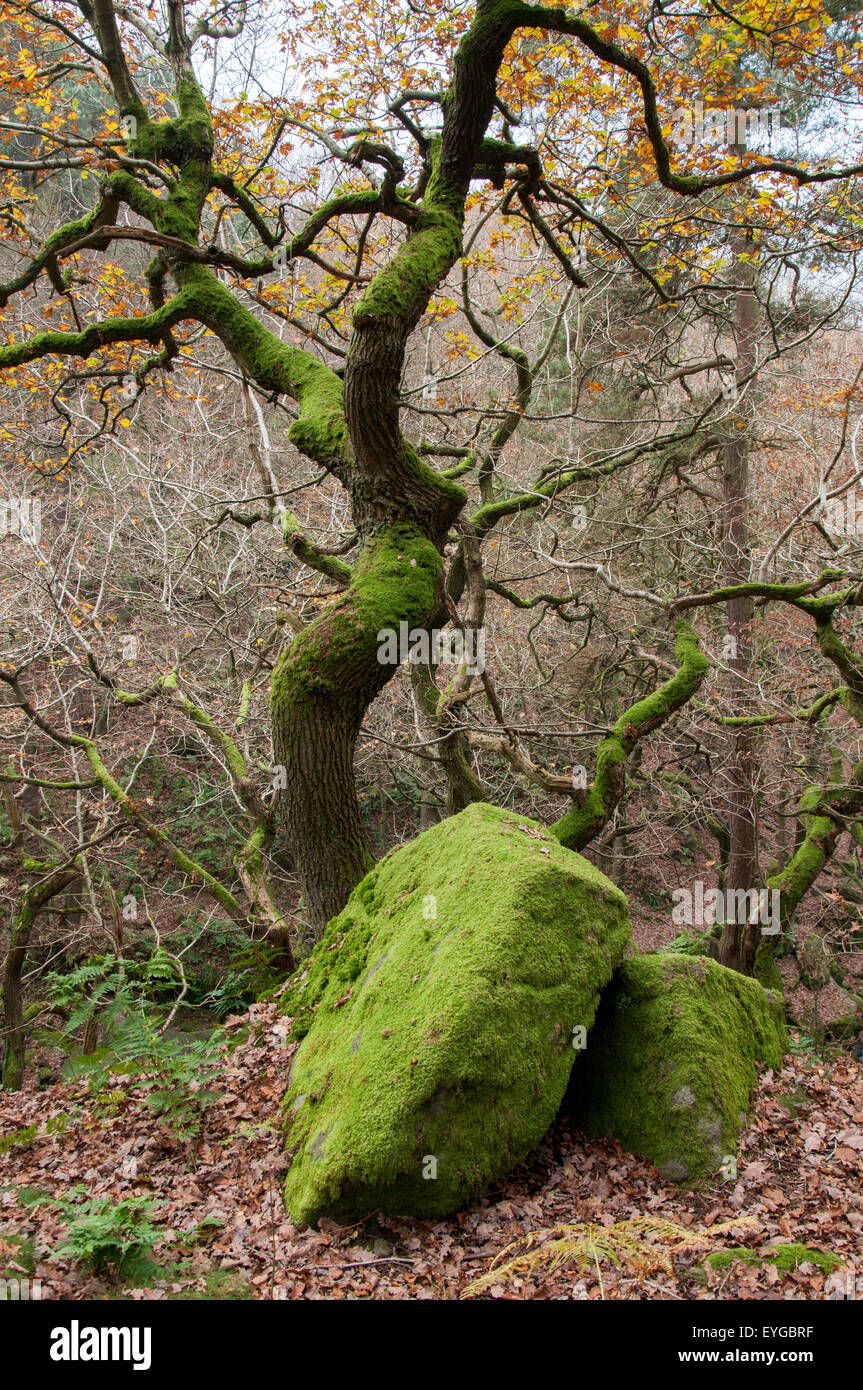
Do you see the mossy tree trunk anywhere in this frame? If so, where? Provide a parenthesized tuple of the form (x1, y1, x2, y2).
(269, 7, 536, 931)
(550, 622, 709, 852)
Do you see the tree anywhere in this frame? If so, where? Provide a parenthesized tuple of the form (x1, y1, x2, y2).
(1, 0, 861, 989)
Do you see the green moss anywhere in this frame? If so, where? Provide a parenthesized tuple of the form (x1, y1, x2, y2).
(271, 522, 442, 708)
(766, 787, 837, 937)
(0, 294, 194, 372)
(351, 524, 442, 632)
(706, 1244, 841, 1274)
(353, 139, 463, 328)
(281, 801, 630, 1223)
(285, 367, 349, 466)
(279, 511, 353, 582)
(566, 952, 788, 1181)
(174, 1267, 256, 1300)
(397, 438, 466, 516)
(767, 1244, 842, 1273)
(173, 267, 350, 471)
(234, 821, 273, 893)
(777, 1084, 811, 1118)
(281, 870, 380, 1042)
(705, 1247, 762, 1269)
(753, 937, 783, 991)
(0, 1233, 36, 1278)
(552, 622, 708, 851)
(353, 208, 462, 326)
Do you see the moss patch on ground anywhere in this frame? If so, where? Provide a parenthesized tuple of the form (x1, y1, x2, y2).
(705, 1244, 841, 1274)
(565, 952, 788, 1181)
(281, 802, 630, 1224)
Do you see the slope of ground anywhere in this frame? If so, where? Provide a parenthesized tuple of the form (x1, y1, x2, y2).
(1, 1001, 860, 1301)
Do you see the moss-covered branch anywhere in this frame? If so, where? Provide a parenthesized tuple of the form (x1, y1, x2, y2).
(753, 773, 859, 985)
(485, 580, 585, 621)
(0, 668, 252, 928)
(721, 688, 846, 727)
(0, 293, 195, 371)
(550, 622, 709, 851)
(669, 572, 863, 975)
(668, 569, 848, 618)
(271, 521, 445, 930)
(278, 511, 353, 585)
(515, 3, 863, 196)
(469, 430, 713, 536)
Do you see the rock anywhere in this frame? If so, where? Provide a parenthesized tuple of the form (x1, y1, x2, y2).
(281, 801, 631, 1224)
(564, 952, 788, 1181)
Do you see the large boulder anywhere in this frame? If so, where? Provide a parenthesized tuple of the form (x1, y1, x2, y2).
(281, 801, 630, 1224)
(565, 952, 787, 1181)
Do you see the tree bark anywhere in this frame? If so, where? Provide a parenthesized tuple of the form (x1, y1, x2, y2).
(2, 865, 78, 1090)
(718, 228, 761, 974)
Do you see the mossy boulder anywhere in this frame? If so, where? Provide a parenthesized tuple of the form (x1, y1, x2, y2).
(281, 801, 630, 1224)
(565, 952, 787, 1182)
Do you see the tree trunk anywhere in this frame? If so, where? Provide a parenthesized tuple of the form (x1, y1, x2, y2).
(269, 4, 523, 934)
(274, 693, 375, 934)
(271, 523, 455, 933)
(2, 866, 78, 1090)
(718, 228, 761, 974)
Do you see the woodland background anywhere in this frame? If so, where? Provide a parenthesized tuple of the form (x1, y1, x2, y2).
(0, 0, 862, 1300)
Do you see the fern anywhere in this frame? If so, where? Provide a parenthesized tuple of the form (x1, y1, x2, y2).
(461, 1214, 759, 1298)
(53, 1188, 164, 1281)
(47, 957, 224, 1144)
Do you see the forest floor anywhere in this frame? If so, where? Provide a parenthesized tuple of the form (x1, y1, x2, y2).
(1, 999, 861, 1301)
